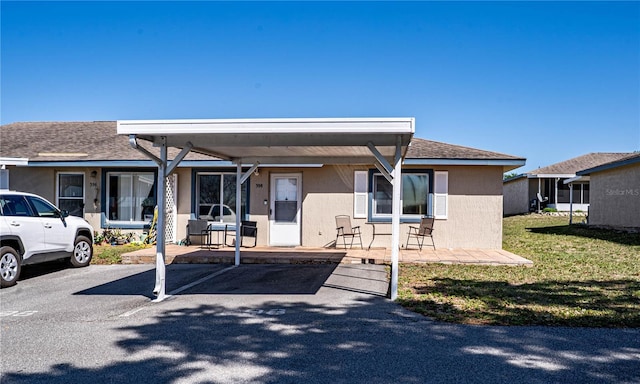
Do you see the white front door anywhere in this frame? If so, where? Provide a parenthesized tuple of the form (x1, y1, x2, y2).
(269, 173, 301, 246)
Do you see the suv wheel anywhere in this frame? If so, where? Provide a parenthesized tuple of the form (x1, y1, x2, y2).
(70, 235, 93, 267)
(1, 246, 22, 288)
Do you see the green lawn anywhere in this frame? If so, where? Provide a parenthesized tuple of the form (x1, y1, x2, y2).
(92, 243, 149, 264)
(397, 215, 640, 327)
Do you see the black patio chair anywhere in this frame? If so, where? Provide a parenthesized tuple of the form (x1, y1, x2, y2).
(186, 219, 209, 247)
(240, 220, 258, 248)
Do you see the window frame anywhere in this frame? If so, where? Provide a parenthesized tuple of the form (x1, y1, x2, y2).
(192, 169, 250, 223)
(56, 172, 85, 217)
(101, 168, 158, 229)
(367, 168, 433, 223)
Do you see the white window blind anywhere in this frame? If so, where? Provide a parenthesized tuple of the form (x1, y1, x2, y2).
(354, 171, 368, 218)
(434, 171, 448, 219)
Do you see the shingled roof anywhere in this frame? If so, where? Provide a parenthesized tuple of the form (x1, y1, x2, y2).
(528, 152, 634, 176)
(0, 121, 215, 161)
(577, 152, 640, 175)
(1, 121, 525, 165)
(406, 138, 524, 160)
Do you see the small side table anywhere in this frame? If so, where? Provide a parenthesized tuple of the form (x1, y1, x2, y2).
(205, 224, 227, 249)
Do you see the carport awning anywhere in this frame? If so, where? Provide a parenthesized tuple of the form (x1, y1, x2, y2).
(117, 117, 415, 302)
(117, 118, 414, 164)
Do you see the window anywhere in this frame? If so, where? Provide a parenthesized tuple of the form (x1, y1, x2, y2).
(58, 173, 84, 217)
(0, 194, 62, 218)
(195, 172, 247, 223)
(106, 171, 156, 224)
(557, 179, 571, 204)
(0, 195, 34, 217)
(28, 196, 61, 218)
(582, 183, 589, 203)
(569, 182, 589, 204)
(368, 169, 432, 221)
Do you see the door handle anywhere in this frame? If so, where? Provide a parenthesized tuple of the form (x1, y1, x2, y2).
(10, 222, 20, 227)
(44, 224, 52, 229)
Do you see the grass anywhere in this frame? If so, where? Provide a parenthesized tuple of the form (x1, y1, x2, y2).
(92, 243, 150, 264)
(397, 215, 640, 327)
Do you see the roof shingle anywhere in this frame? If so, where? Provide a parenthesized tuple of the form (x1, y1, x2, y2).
(1, 121, 525, 163)
(0, 121, 215, 161)
(406, 138, 524, 160)
(528, 153, 634, 175)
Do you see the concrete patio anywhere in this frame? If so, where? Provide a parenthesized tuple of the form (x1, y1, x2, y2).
(122, 244, 533, 266)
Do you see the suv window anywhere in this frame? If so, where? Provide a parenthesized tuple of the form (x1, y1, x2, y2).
(0, 195, 35, 217)
(26, 196, 60, 218)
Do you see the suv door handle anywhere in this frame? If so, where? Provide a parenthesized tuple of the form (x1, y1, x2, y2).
(44, 224, 52, 229)
(10, 222, 20, 227)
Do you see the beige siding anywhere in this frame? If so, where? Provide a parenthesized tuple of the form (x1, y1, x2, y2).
(8, 167, 57, 201)
(292, 165, 505, 249)
(174, 167, 192, 242)
(300, 165, 362, 248)
(247, 168, 270, 246)
(7, 163, 508, 249)
(6, 166, 103, 230)
(588, 163, 640, 229)
(503, 177, 529, 215)
(439, 166, 504, 249)
(246, 166, 360, 248)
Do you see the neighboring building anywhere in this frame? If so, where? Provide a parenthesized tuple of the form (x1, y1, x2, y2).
(504, 153, 633, 215)
(571, 153, 640, 230)
(1, 121, 525, 249)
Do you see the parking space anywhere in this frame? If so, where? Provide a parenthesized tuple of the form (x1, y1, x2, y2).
(1, 263, 639, 384)
(0, 262, 388, 325)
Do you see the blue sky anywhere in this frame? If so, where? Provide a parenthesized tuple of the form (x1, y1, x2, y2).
(2, 1, 639, 173)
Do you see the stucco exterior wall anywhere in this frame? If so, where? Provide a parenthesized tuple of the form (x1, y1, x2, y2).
(587, 163, 640, 229)
(5, 166, 103, 230)
(300, 165, 363, 248)
(438, 166, 504, 249)
(174, 167, 193, 243)
(6, 163, 508, 249)
(503, 177, 529, 215)
(247, 168, 274, 246)
(275, 164, 506, 249)
(245, 166, 363, 248)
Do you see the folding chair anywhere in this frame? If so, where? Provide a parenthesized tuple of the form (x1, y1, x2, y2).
(406, 216, 435, 250)
(335, 215, 363, 249)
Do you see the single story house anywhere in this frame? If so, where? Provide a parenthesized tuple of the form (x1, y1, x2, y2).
(503, 152, 633, 215)
(568, 153, 640, 230)
(1, 120, 525, 250)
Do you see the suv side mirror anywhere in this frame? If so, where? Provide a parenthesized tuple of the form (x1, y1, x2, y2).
(60, 210, 70, 218)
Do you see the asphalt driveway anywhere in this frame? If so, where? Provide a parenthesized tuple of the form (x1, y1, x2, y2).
(1, 262, 638, 384)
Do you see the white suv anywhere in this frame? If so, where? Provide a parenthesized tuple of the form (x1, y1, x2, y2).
(0, 190, 94, 288)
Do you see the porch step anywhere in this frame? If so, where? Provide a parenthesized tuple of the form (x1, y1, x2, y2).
(122, 248, 374, 265)
(120, 244, 533, 266)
